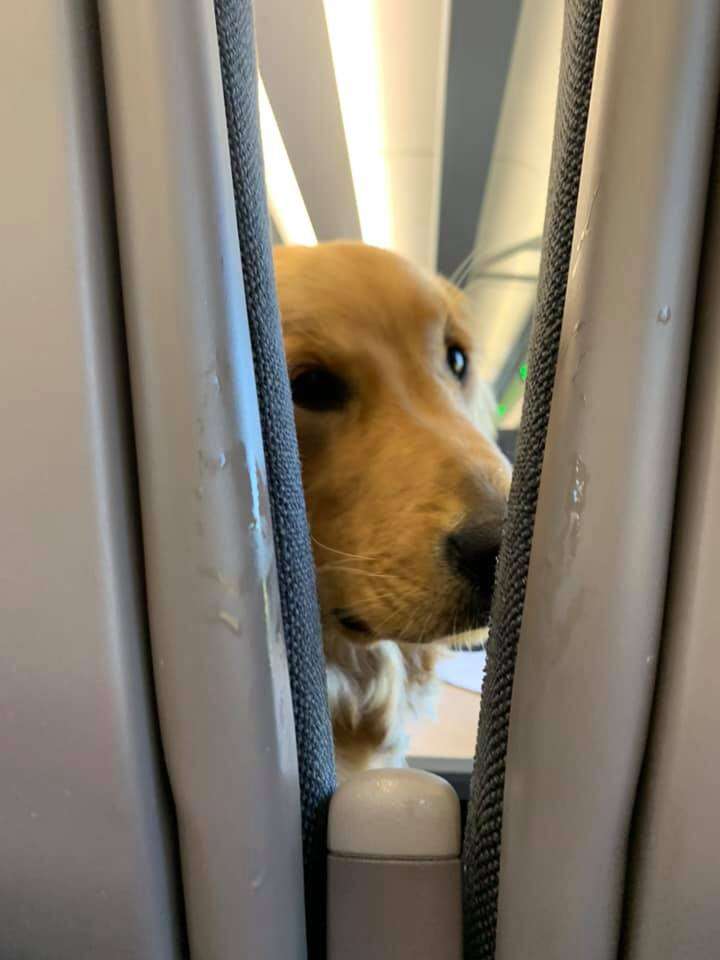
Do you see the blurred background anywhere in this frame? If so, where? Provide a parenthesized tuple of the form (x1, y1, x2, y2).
(254, 0, 564, 764)
(255, 0, 564, 447)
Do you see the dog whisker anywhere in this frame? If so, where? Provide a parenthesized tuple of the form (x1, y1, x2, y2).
(375, 589, 429, 639)
(315, 555, 378, 570)
(348, 590, 414, 620)
(311, 537, 377, 563)
(357, 593, 404, 608)
(417, 606, 437, 645)
(317, 564, 406, 581)
(371, 599, 413, 638)
(399, 607, 431, 644)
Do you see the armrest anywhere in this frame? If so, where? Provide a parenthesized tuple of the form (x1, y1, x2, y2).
(327, 768, 462, 959)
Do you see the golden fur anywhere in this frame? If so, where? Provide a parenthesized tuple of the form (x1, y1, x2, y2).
(273, 242, 510, 777)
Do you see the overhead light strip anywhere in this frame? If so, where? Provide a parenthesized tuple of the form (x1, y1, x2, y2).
(322, 0, 392, 249)
(257, 74, 317, 246)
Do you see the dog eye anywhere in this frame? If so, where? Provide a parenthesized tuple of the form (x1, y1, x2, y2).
(446, 343, 468, 381)
(290, 366, 350, 411)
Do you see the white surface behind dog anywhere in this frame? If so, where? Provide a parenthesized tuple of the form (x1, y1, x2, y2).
(407, 649, 486, 760)
(437, 649, 486, 694)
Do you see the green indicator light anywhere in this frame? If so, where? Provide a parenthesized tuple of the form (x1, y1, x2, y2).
(497, 403, 507, 417)
(519, 363, 528, 382)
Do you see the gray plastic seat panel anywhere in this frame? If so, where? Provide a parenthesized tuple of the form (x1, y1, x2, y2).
(98, 1, 307, 957)
(254, 0, 360, 242)
(0, 3, 183, 957)
(496, 1, 720, 957)
(622, 140, 720, 960)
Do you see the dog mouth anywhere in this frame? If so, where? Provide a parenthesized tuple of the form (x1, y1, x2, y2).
(333, 608, 374, 637)
(456, 591, 493, 632)
(332, 598, 491, 644)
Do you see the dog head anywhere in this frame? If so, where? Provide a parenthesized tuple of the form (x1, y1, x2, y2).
(274, 242, 510, 645)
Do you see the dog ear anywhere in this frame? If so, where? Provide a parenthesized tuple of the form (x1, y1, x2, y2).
(434, 273, 472, 318)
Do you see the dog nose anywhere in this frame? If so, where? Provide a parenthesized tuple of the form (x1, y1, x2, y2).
(445, 524, 501, 594)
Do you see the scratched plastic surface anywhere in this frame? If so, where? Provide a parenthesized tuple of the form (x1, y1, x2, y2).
(496, 1, 720, 957)
(99, 2, 306, 957)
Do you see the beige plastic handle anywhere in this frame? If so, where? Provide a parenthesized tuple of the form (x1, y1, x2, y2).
(327, 769, 462, 959)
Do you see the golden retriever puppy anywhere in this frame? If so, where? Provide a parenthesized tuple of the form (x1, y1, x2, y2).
(274, 242, 510, 778)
